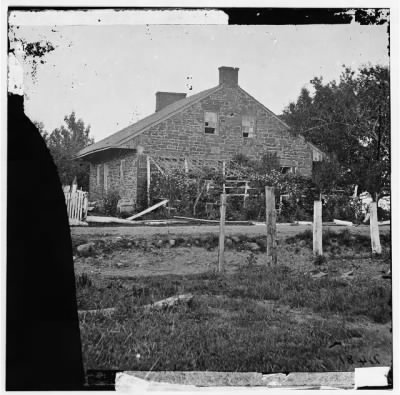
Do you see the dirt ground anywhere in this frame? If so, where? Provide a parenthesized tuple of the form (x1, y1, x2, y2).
(71, 223, 390, 240)
(76, 247, 250, 277)
(74, 244, 391, 280)
(72, 223, 390, 279)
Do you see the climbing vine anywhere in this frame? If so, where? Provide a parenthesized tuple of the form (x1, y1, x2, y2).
(149, 155, 318, 221)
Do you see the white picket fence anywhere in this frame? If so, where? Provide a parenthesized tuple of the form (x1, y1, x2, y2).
(63, 185, 88, 222)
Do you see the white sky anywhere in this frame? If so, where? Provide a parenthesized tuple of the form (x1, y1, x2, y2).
(9, 11, 389, 142)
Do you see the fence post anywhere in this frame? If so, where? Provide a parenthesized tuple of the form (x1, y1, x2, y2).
(218, 193, 227, 272)
(265, 186, 277, 265)
(146, 155, 151, 207)
(313, 200, 323, 256)
(243, 181, 249, 208)
(222, 161, 226, 194)
(369, 202, 382, 254)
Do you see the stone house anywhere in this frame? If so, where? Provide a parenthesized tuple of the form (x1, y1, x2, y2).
(76, 66, 317, 210)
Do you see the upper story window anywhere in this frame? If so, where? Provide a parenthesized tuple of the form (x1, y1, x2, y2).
(204, 111, 218, 134)
(242, 115, 256, 138)
(313, 150, 323, 162)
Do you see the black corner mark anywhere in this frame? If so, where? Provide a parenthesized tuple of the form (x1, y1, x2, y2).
(6, 94, 85, 390)
(221, 8, 354, 25)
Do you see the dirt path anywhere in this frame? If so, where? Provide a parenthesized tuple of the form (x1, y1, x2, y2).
(74, 240, 390, 281)
(73, 223, 390, 279)
(76, 247, 254, 278)
(72, 223, 390, 240)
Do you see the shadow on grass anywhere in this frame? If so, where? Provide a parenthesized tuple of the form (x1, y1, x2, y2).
(77, 263, 391, 372)
(77, 264, 391, 324)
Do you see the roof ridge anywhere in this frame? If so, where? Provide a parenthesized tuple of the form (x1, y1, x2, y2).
(116, 85, 222, 147)
(237, 86, 291, 130)
(76, 84, 222, 158)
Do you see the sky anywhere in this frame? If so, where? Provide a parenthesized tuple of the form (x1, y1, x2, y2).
(9, 10, 390, 142)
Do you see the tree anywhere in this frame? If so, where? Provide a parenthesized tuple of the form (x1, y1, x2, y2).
(281, 64, 390, 199)
(43, 112, 94, 189)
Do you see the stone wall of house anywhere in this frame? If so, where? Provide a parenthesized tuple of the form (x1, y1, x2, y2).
(88, 84, 312, 207)
(88, 163, 101, 201)
(135, 154, 148, 209)
(126, 86, 312, 176)
(88, 151, 138, 203)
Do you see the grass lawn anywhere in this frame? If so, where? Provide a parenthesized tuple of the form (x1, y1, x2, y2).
(75, 230, 392, 373)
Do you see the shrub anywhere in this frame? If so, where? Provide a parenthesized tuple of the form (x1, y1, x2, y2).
(148, 154, 339, 222)
(243, 197, 265, 221)
(102, 189, 120, 217)
(322, 193, 364, 223)
(231, 153, 251, 167)
(150, 166, 224, 217)
(377, 206, 390, 221)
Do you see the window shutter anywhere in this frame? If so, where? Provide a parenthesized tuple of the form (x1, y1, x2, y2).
(242, 115, 256, 138)
(104, 164, 109, 192)
(204, 112, 218, 134)
(96, 165, 101, 186)
(120, 160, 125, 181)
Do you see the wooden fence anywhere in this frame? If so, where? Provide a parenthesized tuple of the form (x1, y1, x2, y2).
(63, 185, 88, 222)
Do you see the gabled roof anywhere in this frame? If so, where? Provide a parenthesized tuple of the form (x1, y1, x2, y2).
(307, 141, 326, 155)
(237, 86, 291, 131)
(76, 85, 222, 159)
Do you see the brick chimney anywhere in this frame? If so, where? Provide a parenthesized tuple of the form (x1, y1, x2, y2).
(218, 66, 239, 87)
(155, 92, 187, 112)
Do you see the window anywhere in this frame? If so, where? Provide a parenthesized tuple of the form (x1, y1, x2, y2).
(96, 165, 101, 186)
(313, 151, 323, 162)
(204, 111, 218, 134)
(120, 159, 126, 181)
(280, 166, 296, 174)
(104, 163, 109, 191)
(242, 115, 256, 138)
